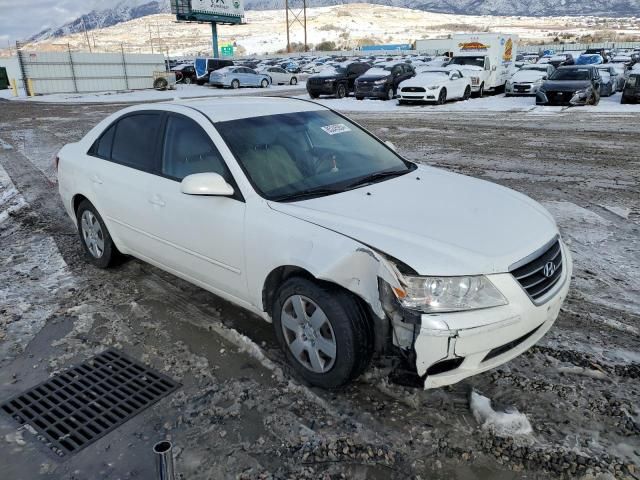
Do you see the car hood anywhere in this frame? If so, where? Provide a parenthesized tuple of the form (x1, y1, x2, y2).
(511, 70, 545, 82)
(542, 79, 592, 91)
(401, 74, 447, 87)
(357, 74, 390, 82)
(268, 165, 558, 276)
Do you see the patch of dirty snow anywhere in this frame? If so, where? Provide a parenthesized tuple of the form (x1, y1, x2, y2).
(599, 204, 631, 220)
(470, 391, 533, 437)
(541, 201, 612, 245)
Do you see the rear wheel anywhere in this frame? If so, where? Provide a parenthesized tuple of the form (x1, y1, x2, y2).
(231, 79, 240, 89)
(76, 200, 119, 269)
(273, 277, 374, 389)
(336, 83, 347, 99)
(437, 88, 447, 105)
(290, 77, 298, 85)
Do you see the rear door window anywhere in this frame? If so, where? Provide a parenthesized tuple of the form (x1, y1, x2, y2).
(110, 113, 162, 172)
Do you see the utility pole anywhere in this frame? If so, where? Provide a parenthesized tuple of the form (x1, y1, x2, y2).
(285, 0, 307, 53)
(148, 24, 154, 53)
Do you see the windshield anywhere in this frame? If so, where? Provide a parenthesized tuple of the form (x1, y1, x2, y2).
(521, 65, 548, 72)
(450, 57, 484, 67)
(549, 68, 591, 81)
(216, 110, 415, 201)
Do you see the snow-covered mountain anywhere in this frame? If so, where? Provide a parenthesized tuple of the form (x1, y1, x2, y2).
(28, 0, 640, 42)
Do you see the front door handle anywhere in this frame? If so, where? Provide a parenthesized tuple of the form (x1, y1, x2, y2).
(149, 195, 165, 207)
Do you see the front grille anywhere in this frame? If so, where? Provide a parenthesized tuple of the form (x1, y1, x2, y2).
(471, 78, 479, 85)
(510, 238, 563, 302)
(1, 349, 179, 457)
(308, 78, 327, 85)
(402, 86, 425, 93)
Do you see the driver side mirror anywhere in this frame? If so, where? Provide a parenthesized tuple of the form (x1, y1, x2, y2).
(181, 173, 234, 196)
(384, 140, 397, 152)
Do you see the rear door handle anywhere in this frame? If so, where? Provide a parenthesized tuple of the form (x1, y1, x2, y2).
(91, 174, 103, 185)
(149, 195, 165, 207)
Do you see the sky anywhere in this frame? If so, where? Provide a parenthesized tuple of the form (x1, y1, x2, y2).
(0, 0, 122, 43)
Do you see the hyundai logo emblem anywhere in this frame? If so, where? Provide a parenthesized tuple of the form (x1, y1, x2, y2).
(543, 262, 556, 278)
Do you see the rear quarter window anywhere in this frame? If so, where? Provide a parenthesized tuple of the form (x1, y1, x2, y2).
(89, 124, 116, 159)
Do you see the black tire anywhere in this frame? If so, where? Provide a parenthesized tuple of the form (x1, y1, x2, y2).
(290, 77, 298, 85)
(184, 77, 192, 85)
(196, 79, 206, 86)
(472, 83, 484, 98)
(261, 78, 269, 88)
(437, 88, 447, 105)
(383, 87, 394, 101)
(335, 83, 347, 99)
(309, 92, 319, 99)
(463, 86, 471, 100)
(621, 96, 628, 104)
(231, 79, 240, 89)
(153, 77, 168, 91)
(273, 277, 374, 389)
(76, 200, 119, 269)
(356, 96, 364, 100)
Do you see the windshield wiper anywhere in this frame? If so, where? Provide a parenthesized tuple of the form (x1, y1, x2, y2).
(345, 169, 410, 189)
(271, 186, 344, 202)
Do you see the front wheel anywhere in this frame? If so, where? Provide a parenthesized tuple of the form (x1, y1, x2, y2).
(261, 78, 269, 88)
(76, 200, 119, 268)
(437, 88, 447, 105)
(290, 77, 298, 85)
(463, 85, 471, 100)
(335, 83, 347, 99)
(384, 87, 394, 101)
(273, 277, 374, 389)
(231, 79, 240, 89)
(184, 77, 192, 85)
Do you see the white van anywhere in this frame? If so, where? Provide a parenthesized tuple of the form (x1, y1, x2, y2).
(449, 33, 519, 96)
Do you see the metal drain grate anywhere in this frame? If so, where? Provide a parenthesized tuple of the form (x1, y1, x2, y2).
(1, 349, 179, 457)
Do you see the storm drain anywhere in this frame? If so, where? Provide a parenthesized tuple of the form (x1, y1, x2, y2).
(1, 349, 179, 457)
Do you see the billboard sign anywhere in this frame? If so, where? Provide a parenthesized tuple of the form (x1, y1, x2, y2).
(190, 0, 244, 19)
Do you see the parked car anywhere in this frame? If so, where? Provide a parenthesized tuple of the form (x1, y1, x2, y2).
(548, 53, 574, 68)
(354, 62, 415, 101)
(194, 58, 234, 85)
(209, 67, 271, 89)
(397, 68, 471, 104)
(56, 97, 572, 389)
(621, 73, 640, 103)
(596, 65, 624, 92)
(505, 64, 555, 96)
(257, 66, 298, 85)
(171, 64, 197, 85)
(536, 66, 602, 106)
(306, 61, 370, 99)
(584, 48, 609, 62)
(576, 54, 603, 66)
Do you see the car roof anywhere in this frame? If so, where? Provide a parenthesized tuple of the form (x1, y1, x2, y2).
(165, 97, 326, 123)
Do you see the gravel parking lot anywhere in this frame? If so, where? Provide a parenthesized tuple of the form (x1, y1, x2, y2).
(0, 98, 638, 479)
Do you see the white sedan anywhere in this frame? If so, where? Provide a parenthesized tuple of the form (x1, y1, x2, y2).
(505, 64, 555, 96)
(397, 68, 472, 104)
(57, 97, 571, 389)
(256, 66, 299, 85)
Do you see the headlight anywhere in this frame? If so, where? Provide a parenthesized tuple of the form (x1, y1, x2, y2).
(323, 79, 334, 84)
(533, 78, 543, 84)
(427, 85, 440, 90)
(574, 89, 588, 97)
(373, 78, 387, 85)
(394, 275, 508, 313)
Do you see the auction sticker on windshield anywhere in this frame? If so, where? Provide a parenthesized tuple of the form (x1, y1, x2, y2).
(321, 124, 351, 135)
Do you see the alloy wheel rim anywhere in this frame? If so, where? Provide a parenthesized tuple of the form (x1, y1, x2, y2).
(81, 210, 105, 258)
(281, 295, 337, 373)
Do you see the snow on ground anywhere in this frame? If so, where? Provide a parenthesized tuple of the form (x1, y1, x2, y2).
(1, 83, 306, 104)
(308, 92, 639, 114)
(470, 391, 533, 437)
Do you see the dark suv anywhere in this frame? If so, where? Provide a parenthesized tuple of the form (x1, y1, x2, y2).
(306, 62, 370, 99)
(354, 62, 415, 100)
(536, 66, 602, 106)
(621, 73, 640, 103)
(194, 58, 234, 85)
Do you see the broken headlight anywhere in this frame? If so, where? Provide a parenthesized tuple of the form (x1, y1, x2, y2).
(394, 275, 507, 313)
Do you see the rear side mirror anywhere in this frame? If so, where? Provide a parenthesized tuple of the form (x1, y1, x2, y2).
(181, 173, 234, 196)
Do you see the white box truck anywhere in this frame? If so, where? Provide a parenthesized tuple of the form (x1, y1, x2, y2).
(449, 33, 519, 96)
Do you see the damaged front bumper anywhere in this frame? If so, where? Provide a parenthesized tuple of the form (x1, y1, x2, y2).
(408, 244, 572, 389)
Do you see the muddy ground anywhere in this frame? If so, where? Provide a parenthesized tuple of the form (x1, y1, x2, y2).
(0, 99, 638, 480)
